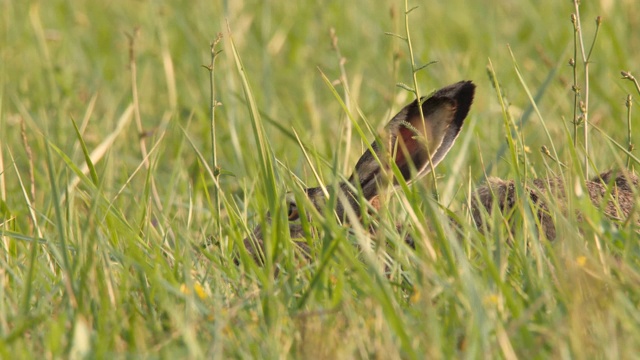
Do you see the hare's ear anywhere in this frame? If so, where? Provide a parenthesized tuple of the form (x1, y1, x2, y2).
(351, 81, 475, 200)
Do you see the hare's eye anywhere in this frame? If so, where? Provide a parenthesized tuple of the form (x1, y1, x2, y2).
(287, 201, 299, 220)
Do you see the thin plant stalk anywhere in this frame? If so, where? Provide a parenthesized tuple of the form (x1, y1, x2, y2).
(127, 29, 149, 168)
(621, 71, 640, 97)
(627, 94, 634, 169)
(127, 29, 164, 211)
(403, 0, 439, 201)
(204, 34, 223, 238)
(329, 28, 354, 173)
(570, 18, 579, 147)
(572, 1, 601, 179)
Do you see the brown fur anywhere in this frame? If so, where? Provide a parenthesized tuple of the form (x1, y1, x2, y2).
(471, 170, 639, 239)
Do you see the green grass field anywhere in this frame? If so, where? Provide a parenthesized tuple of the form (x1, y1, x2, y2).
(2, 0, 640, 358)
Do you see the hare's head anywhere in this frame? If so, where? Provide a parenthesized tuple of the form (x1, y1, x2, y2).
(245, 81, 476, 261)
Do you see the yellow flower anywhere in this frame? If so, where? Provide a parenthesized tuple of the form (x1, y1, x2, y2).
(410, 290, 421, 304)
(180, 282, 208, 300)
(193, 283, 207, 300)
(484, 294, 499, 305)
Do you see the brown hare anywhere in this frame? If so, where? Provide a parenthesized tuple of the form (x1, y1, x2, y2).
(243, 81, 476, 262)
(243, 80, 638, 263)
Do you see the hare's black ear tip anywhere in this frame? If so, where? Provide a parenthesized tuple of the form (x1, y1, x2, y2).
(451, 80, 475, 111)
(435, 80, 475, 103)
(460, 80, 476, 91)
(444, 80, 475, 125)
(455, 80, 476, 102)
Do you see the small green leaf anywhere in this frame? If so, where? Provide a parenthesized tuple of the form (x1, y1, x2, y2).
(396, 82, 416, 93)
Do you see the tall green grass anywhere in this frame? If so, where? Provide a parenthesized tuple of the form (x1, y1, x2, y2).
(1, 0, 640, 358)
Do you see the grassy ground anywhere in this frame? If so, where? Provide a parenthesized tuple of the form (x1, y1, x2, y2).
(2, 0, 640, 358)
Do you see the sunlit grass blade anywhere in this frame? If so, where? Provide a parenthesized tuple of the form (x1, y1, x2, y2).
(70, 117, 99, 185)
(227, 31, 277, 207)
